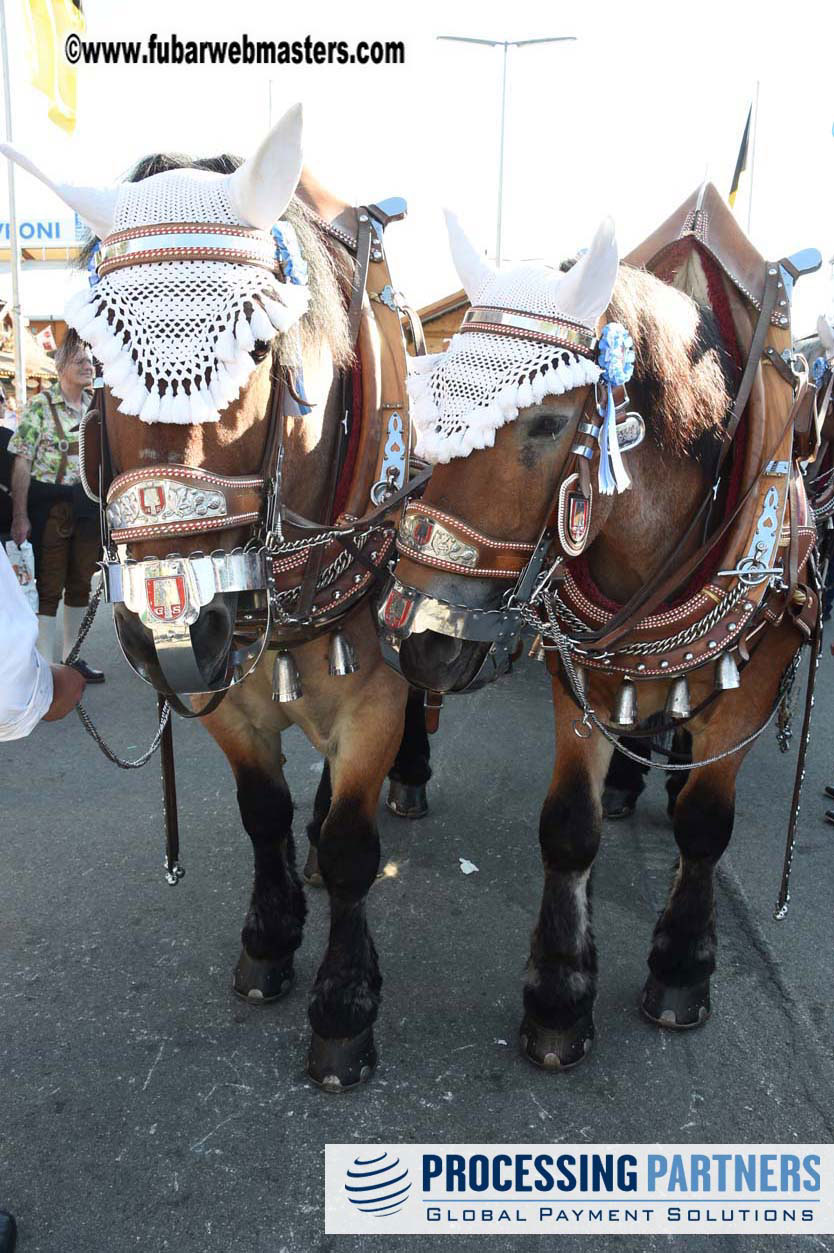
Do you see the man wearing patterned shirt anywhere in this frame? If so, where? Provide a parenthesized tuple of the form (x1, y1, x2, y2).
(8, 330, 104, 682)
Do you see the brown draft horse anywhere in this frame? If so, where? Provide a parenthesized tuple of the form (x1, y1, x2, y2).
(4, 110, 429, 1091)
(385, 200, 816, 1070)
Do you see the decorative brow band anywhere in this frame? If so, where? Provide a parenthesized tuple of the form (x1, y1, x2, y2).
(461, 306, 598, 357)
(94, 223, 278, 277)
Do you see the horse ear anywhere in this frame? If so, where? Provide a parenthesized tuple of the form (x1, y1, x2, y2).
(552, 217, 619, 327)
(0, 143, 117, 239)
(444, 209, 496, 303)
(818, 315, 834, 356)
(227, 103, 304, 231)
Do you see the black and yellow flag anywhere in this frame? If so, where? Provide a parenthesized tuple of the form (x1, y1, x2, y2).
(728, 104, 752, 209)
(22, 0, 86, 133)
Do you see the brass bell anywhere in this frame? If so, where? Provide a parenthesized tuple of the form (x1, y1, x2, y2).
(328, 629, 359, 677)
(611, 678, 638, 729)
(665, 675, 691, 721)
(715, 651, 741, 691)
(272, 650, 302, 702)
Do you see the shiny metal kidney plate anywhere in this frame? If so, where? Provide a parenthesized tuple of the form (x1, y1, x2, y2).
(102, 548, 272, 695)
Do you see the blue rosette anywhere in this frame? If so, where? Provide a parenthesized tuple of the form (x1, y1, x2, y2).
(596, 322, 635, 494)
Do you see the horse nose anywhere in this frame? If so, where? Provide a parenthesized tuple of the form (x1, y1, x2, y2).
(398, 629, 489, 693)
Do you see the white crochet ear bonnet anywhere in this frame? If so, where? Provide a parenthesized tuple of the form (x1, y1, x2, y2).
(0, 105, 308, 425)
(63, 168, 309, 424)
(408, 214, 620, 465)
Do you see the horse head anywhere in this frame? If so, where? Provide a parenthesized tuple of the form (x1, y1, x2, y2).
(3, 106, 350, 698)
(380, 213, 621, 693)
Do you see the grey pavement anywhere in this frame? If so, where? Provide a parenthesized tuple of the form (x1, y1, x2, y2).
(1, 609, 833, 1253)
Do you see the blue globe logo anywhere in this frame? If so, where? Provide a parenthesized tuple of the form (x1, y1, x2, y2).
(345, 1151, 412, 1216)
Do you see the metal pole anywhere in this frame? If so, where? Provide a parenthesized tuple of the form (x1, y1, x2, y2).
(747, 79, 760, 239)
(0, 0, 25, 409)
(496, 42, 509, 266)
(438, 36, 575, 269)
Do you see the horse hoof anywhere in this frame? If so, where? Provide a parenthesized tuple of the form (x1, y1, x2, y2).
(307, 1026, 377, 1092)
(519, 1012, 594, 1070)
(602, 787, 639, 820)
(640, 974, 710, 1029)
(386, 779, 429, 819)
(232, 950, 294, 1003)
(303, 842, 323, 888)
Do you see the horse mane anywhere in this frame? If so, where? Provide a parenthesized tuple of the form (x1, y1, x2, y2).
(607, 264, 735, 459)
(77, 151, 352, 370)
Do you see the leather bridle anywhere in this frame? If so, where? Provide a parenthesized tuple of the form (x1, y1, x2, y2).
(379, 316, 636, 690)
(80, 207, 429, 703)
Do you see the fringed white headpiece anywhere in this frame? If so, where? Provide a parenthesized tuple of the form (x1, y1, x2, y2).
(1, 105, 308, 425)
(409, 214, 620, 465)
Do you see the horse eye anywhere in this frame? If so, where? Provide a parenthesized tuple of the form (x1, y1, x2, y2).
(251, 342, 271, 364)
(528, 414, 569, 439)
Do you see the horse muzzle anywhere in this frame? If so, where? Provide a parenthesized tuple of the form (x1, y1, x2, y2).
(378, 577, 523, 693)
(103, 549, 270, 695)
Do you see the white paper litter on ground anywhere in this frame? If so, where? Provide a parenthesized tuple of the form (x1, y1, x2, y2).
(459, 858, 479, 875)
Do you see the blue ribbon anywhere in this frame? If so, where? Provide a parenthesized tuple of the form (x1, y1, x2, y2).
(596, 323, 635, 495)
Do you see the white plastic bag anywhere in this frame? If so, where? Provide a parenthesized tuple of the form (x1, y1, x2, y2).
(4, 539, 38, 613)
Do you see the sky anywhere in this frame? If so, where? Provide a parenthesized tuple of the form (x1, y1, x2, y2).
(1, 0, 833, 335)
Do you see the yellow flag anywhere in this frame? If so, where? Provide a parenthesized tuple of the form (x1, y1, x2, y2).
(21, 0, 85, 133)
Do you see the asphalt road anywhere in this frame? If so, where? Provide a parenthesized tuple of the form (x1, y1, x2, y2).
(1, 608, 833, 1253)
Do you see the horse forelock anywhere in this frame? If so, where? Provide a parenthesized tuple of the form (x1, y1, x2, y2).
(607, 265, 734, 461)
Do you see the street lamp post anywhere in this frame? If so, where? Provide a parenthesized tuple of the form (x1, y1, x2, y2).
(438, 35, 576, 266)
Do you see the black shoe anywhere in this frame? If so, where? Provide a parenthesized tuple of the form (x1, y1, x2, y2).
(0, 1210, 17, 1253)
(602, 786, 640, 820)
(70, 659, 105, 683)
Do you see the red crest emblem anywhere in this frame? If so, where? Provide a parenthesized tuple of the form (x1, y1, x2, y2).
(411, 517, 434, 548)
(382, 589, 413, 631)
(139, 485, 166, 516)
(146, 574, 186, 622)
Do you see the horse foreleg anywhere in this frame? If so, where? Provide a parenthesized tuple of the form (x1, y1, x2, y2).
(306, 670, 405, 1091)
(200, 695, 306, 1003)
(521, 683, 613, 1070)
(640, 619, 798, 1029)
(641, 754, 737, 1029)
(387, 685, 432, 818)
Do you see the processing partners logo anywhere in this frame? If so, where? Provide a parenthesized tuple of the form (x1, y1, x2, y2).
(345, 1150, 412, 1217)
(326, 1143, 834, 1236)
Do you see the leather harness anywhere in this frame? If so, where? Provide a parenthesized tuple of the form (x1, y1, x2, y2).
(379, 183, 824, 918)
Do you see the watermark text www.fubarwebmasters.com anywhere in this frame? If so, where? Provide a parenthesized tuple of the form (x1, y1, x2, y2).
(63, 31, 405, 68)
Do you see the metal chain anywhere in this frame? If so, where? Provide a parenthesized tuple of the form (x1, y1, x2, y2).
(65, 583, 170, 770)
(541, 580, 746, 656)
(266, 521, 378, 558)
(527, 591, 800, 773)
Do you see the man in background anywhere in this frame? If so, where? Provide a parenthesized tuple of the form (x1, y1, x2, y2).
(8, 331, 103, 682)
(0, 541, 87, 1253)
